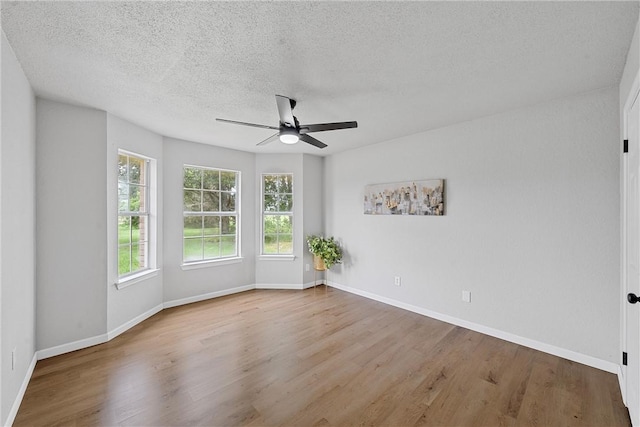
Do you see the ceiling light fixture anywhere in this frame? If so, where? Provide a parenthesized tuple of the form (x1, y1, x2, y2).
(279, 127, 299, 144)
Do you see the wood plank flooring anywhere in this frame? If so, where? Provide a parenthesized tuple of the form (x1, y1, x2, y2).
(14, 287, 630, 426)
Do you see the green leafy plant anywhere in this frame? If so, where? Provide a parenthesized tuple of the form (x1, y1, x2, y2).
(306, 235, 342, 269)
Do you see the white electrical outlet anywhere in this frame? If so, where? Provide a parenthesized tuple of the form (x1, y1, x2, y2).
(462, 290, 471, 303)
(305, 264, 310, 272)
(11, 348, 16, 370)
(394, 276, 401, 286)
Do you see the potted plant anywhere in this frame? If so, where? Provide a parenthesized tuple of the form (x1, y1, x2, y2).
(306, 235, 342, 270)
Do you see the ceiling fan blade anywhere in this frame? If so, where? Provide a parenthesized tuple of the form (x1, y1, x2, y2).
(300, 134, 327, 149)
(216, 118, 279, 130)
(300, 121, 358, 133)
(275, 95, 296, 127)
(256, 133, 280, 146)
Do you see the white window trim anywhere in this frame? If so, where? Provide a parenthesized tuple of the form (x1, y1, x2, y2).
(181, 257, 244, 270)
(182, 164, 241, 264)
(117, 150, 157, 284)
(261, 173, 294, 256)
(116, 268, 160, 289)
(258, 255, 296, 261)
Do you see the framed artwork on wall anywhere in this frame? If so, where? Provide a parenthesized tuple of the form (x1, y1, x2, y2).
(364, 179, 444, 216)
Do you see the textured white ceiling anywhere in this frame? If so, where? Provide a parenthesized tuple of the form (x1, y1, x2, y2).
(2, 1, 638, 155)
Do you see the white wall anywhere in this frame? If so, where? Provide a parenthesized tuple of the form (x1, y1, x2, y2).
(36, 99, 108, 350)
(325, 87, 620, 364)
(106, 115, 163, 332)
(620, 19, 639, 110)
(1, 32, 36, 425)
(302, 154, 324, 285)
(163, 137, 256, 303)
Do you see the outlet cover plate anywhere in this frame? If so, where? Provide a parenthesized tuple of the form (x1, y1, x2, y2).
(462, 290, 471, 303)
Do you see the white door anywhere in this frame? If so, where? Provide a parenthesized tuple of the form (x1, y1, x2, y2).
(625, 87, 640, 427)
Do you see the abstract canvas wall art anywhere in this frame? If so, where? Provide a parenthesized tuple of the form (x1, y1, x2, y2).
(364, 179, 444, 215)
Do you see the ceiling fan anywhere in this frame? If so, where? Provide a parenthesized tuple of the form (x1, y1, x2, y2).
(216, 95, 357, 149)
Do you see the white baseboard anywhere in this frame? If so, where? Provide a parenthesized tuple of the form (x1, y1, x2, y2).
(619, 365, 627, 405)
(255, 282, 325, 290)
(328, 280, 619, 374)
(254, 283, 326, 290)
(303, 280, 324, 289)
(163, 284, 255, 309)
(256, 283, 304, 290)
(36, 284, 266, 360)
(107, 303, 164, 341)
(5, 353, 37, 427)
(36, 333, 108, 360)
(36, 304, 164, 360)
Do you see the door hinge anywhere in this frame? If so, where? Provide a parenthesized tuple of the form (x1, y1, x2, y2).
(624, 139, 629, 153)
(623, 351, 628, 366)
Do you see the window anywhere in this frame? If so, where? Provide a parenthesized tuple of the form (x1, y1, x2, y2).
(183, 166, 239, 263)
(262, 174, 293, 255)
(118, 152, 151, 277)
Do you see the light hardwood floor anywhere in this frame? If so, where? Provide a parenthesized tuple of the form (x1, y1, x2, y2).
(15, 287, 629, 426)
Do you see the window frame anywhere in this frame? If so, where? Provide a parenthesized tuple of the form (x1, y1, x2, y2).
(117, 150, 153, 281)
(261, 173, 294, 256)
(182, 164, 241, 265)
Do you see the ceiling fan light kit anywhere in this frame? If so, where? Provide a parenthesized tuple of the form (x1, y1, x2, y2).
(279, 127, 300, 144)
(216, 95, 357, 149)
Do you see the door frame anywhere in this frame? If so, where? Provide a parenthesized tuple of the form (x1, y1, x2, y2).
(622, 69, 640, 412)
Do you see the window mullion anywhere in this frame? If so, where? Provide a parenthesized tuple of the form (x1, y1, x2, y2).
(119, 212, 149, 217)
(128, 215, 133, 274)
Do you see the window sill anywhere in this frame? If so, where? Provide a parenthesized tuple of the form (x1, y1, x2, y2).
(116, 269, 160, 290)
(181, 257, 244, 270)
(258, 255, 296, 261)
